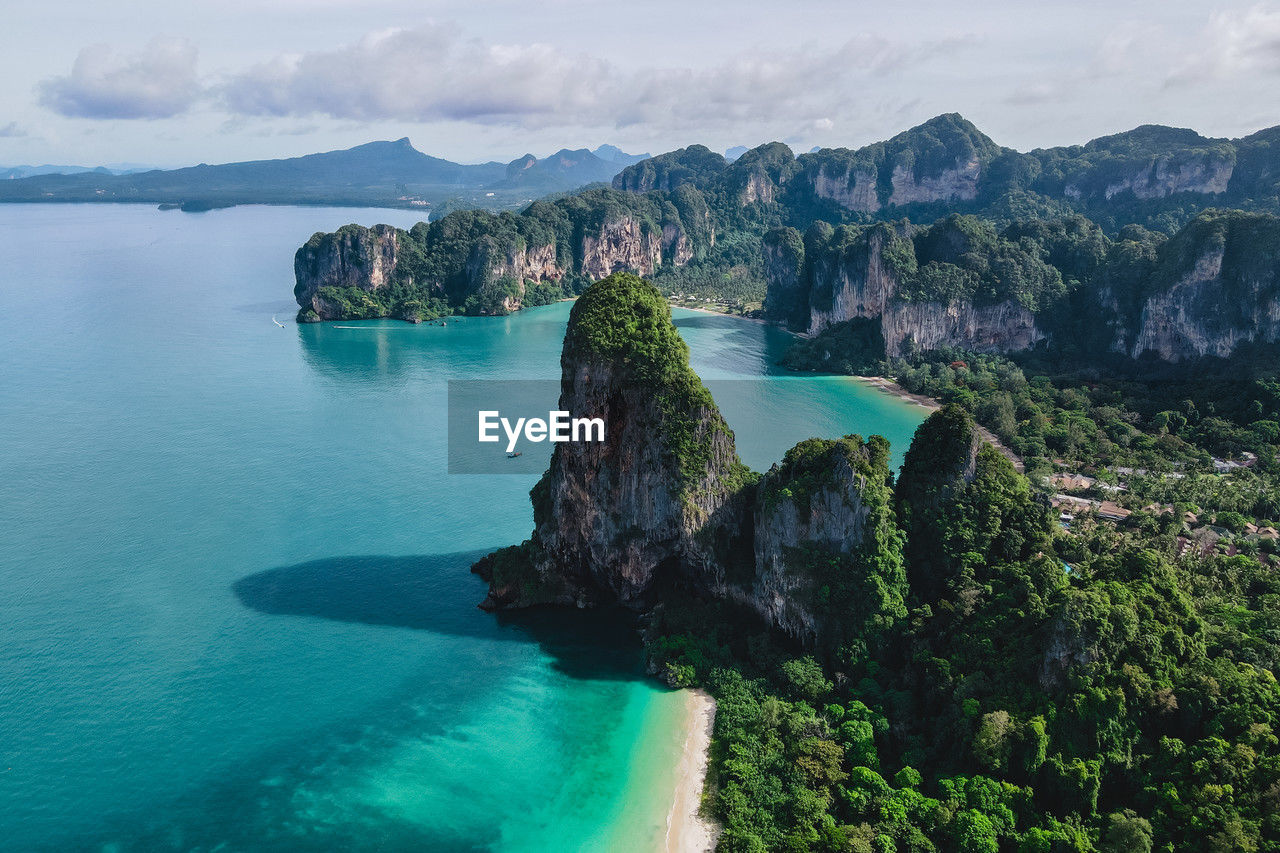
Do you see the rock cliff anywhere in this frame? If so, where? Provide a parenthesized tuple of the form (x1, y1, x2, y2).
(293, 189, 705, 321)
(767, 220, 1047, 357)
(749, 436, 904, 647)
(579, 216, 664, 280)
(294, 224, 401, 319)
(881, 298, 1043, 356)
(474, 275, 905, 652)
(1129, 211, 1280, 360)
(475, 272, 753, 610)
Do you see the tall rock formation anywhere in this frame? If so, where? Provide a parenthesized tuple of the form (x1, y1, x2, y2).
(895, 406, 1051, 603)
(1129, 211, 1280, 360)
(750, 436, 906, 650)
(474, 272, 754, 610)
(294, 224, 401, 319)
(293, 190, 705, 322)
(766, 218, 1048, 357)
(474, 275, 907, 655)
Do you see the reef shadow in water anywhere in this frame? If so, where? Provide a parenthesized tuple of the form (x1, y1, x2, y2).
(232, 551, 650, 683)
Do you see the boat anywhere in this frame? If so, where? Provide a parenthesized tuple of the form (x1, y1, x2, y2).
(507, 452, 522, 458)
(272, 316, 286, 328)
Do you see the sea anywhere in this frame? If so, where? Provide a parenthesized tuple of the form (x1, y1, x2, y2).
(0, 204, 925, 851)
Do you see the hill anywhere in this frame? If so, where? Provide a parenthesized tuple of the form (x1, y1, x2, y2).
(0, 138, 647, 212)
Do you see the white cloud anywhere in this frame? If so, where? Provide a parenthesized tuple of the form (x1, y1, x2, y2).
(0, 121, 28, 137)
(1167, 4, 1280, 87)
(215, 24, 970, 134)
(38, 39, 202, 119)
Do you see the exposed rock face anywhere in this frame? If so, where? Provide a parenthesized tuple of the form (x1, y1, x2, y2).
(524, 350, 746, 607)
(1067, 154, 1235, 201)
(463, 239, 562, 312)
(882, 299, 1043, 356)
(474, 276, 910, 651)
(294, 224, 400, 319)
(750, 447, 877, 644)
(661, 223, 694, 266)
(789, 225, 1044, 357)
(294, 212, 696, 321)
(1131, 247, 1280, 360)
(1129, 211, 1280, 360)
(806, 228, 898, 334)
(476, 273, 751, 611)
(740, 171, 777, 205)
(888, 156, 981, 206)
(811, 165, 880, 213)
(580, 216, 665, 281)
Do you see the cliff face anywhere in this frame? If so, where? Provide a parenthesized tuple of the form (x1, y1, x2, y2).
(881, 299, 1043, 356)
(888, 156, 981, 206)
(1095, 154, 1233, 200)
(580, 216, 664, 281)
(474, 276, 905, 651)
(811, 165, 880, 213)
(773, 223, 1045, 357)
(463, 239, 562, 313)
(294, 224, 401, 319)
(523, 350, 747, 607)
(1131, 251, 1280, 360)
(476, 273, 752, 611)
(294, 196, 703, 321)
(805, 228, 898, 334)
(750, 440, 889, 645)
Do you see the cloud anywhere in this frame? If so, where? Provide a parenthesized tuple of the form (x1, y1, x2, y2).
(1167, 4, 1280, 87)
(1003, 82, 1063, 106)
(0, 121, 27, 137)
(217, 24, 970, 134)
(221, 23, 613, 126)
(39, 38, 202, 119)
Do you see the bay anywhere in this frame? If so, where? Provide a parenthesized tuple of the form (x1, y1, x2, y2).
(0, 204, 925, 851)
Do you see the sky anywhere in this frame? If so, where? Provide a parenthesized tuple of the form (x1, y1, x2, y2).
(2, 0, 1279, 168)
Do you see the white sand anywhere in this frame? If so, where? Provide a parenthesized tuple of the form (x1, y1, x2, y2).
(664, 689, 720, 853)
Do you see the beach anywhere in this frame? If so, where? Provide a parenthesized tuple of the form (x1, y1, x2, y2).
(665, 689, 719, 853)
(855, 375, 1024, 473)
(670, 302, 770, 325)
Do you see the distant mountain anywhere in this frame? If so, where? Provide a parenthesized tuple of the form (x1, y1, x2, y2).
(3, 164, 123, 180)
(0, 139, 648, 211)
(495, 147, 651, 193)
(591, 144, 650, 166)
(725, 146, 749, 162)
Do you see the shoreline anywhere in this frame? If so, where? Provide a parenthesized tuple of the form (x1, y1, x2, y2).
(664, 689, 719, 853)
(854, 375, 1025, 473)
(670, 303, 771, 326)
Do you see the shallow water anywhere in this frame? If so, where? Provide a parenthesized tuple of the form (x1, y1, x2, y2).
(0, 204, 925, 851)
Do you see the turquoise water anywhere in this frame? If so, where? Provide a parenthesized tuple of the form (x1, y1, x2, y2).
(0, 204, 926, 851)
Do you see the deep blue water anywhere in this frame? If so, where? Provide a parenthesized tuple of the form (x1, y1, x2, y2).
(0, 204, 925, 851)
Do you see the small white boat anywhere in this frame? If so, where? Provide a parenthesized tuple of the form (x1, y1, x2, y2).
(272, 316, 286, 328)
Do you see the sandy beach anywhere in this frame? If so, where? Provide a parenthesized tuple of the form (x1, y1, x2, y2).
(670, 303, 770, 325)
(665, 689, 720, 853)
(855, 375, 1025, 473)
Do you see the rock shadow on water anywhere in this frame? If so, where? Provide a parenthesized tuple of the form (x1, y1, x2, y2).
(232, 552, 649, 682)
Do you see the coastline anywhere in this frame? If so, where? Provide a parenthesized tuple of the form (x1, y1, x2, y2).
(670, 303, 770, 326)
(664, 689, 719, 853)
(854, 375, 1025, 473)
